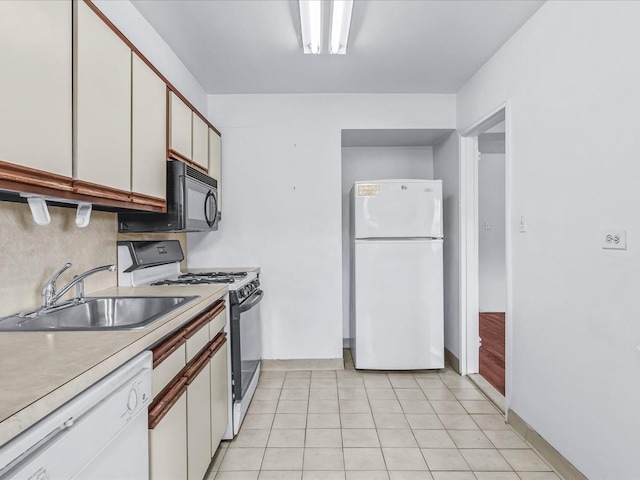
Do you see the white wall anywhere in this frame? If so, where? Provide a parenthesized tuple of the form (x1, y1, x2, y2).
(478, 153, 506, 312)
(188, 94, 456, 360)
(432, 132, 460, 360)
(93, 0, 208, 113)
(458, 2, 640, 477)
(341, 146, 434, 341)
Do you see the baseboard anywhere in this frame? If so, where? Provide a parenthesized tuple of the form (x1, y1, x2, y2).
(444, 348, 460, 373)
(508, 409, 588, 480)
(261, 358, 344, 371)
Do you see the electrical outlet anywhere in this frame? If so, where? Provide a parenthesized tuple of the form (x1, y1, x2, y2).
(602, 229, 627, 250)
(519, 215, 527, 233)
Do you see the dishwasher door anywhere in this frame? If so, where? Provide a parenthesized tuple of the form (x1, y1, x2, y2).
(0, 351, 152, 480)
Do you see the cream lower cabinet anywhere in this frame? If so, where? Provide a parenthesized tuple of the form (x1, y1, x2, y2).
(149, 384, 188, 480)
(75, 0, 131, 192)
(186, 354, 212, 480)
(0, 1, 72, 177)
(132, 54, 166, 201)
(210, 339, 228, 455)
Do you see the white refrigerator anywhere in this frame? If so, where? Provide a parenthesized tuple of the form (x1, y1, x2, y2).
(350, 179, 444, 370)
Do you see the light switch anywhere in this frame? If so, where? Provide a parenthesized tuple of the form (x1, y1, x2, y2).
(519, 215, 527, 233)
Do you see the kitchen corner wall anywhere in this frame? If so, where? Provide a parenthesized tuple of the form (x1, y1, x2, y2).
(457, 1, 640, 477)
(432, 132, 460, 362)
(0, 202, 118, 317)
(189, 94, 456, 361)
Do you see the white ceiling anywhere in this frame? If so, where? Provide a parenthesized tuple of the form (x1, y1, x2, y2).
(342, 129, 454, 148)
(131, 0, 544, 94)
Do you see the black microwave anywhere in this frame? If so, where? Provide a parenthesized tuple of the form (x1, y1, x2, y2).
(118, 160, 218, 233)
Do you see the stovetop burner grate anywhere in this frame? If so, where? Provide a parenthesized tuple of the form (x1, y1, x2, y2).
(180, 271, 248, 279)
(151, 277, 236, 286)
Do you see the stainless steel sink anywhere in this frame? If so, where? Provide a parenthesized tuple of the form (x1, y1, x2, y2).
(0, 296, 199, 331)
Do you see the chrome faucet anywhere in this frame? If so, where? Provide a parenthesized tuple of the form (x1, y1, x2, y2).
(41, 263, 73, 308)
(41, 263, 116, 308)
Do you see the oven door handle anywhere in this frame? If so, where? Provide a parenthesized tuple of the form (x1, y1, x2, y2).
(239, 290, 264, 313)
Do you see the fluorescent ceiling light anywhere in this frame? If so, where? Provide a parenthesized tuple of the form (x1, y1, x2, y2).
(300, 0, 322, 54)
(330, 0, 354, 55)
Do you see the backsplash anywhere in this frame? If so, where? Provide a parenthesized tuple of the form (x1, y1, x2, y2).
(0, 202, 118, 317)
(0, 202, 188, 317)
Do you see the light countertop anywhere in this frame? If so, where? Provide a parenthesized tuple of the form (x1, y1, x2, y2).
(0, 284, 228, 447)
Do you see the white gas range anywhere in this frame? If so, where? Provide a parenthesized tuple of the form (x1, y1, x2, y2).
(117, 240, 263, 438)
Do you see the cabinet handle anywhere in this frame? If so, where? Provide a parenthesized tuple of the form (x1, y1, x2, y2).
(151, 331, 186, 369)
(148, 375, 188, 429)
(184, 346, 212, 384)
(183, 300, 224, 339)
(209, 332, 227, 358)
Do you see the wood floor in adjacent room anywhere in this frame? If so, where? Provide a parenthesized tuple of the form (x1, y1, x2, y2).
(479, 312, 506, 395)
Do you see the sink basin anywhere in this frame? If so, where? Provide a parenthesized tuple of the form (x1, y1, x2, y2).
(0, 296, 199, 331)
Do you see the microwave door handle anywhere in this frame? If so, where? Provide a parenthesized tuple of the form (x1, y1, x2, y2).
(211, 191, 218, 223)
(204, 191, 214, 227)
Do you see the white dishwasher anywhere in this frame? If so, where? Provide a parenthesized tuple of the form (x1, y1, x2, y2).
(0, 351, 152, 480)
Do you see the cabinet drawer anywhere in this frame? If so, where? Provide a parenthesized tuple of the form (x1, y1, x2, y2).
(185, 323, 209, 363)
(209, 308, 226, 340)
(152, 343, 186, 398)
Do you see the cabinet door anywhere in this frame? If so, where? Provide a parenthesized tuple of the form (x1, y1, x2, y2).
(208, 128, 222, 213)
(210, 341, 228, 456)
(169, 92, 192, 160)
(0, 1, 72, 177)
(192, 114, 209, 171)
(149, 392, 188, 480)
(187, 364, 212, 480)
(132, 54, 166, 200)
(75, 0, 131, 191)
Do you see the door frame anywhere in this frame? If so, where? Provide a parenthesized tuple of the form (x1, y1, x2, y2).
(458, 100, 513, 412)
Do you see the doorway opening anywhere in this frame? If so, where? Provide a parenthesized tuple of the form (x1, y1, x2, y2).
(459, 104, 512, 412)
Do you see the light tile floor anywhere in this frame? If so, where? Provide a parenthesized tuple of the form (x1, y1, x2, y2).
(206, 352, 561, 480)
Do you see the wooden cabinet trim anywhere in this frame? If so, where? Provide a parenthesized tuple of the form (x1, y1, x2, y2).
(209, 332, 227, 358)
(151, 331, 187, 369)
(130, 192, 166, 210)
(83, 0, 221, 137)
(183, 300, 224, 339)
(148, 375, 188, 429)
(72, 179, 130, 202)
(0, 160, 74, 192)
(184, 344, 212, 385)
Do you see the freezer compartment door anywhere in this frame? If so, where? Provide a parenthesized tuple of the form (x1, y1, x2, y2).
(353, 239, 444, 370)
(352, 180, 442, 239)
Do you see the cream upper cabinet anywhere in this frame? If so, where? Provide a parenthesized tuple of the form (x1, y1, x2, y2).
(208, 128, 222, 212)
(0, 1, 72, 177)
(75, 0, 131, 191)
(169, 92, 192, 160)
(132, 55, 166, 200)
(192, 114, 209, 171)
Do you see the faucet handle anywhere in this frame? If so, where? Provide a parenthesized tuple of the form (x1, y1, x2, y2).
(41, 263, 73, 308)
(42, 263, 73, 292)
